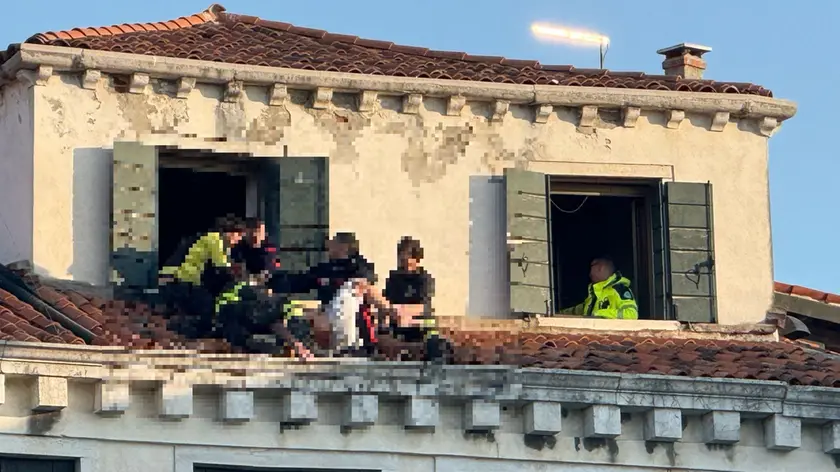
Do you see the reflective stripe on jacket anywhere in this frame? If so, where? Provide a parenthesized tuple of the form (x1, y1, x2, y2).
(160, 232, 231, 286)
(215, 281, 248, 314)
(564, 272, 639, 320)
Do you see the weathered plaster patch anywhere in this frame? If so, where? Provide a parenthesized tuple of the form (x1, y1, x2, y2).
(245, 106, 291, 146)
(215, 99, 247, 140)
(307, 108, 371, 164)
(385, 114, 475, 186)
(115, 89, 189, 134)
(45, 97, 69, 138)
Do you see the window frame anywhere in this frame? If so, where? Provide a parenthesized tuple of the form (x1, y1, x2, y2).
(548, 177, 660, 319)
(505, 172, 719, 323)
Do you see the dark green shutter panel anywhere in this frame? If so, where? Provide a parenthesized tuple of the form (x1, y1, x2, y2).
(259, 159, 281, 245)
(505, 168, 552, 316)
(650, 186, 668, 319)
(277, 156, 329, 273)
(111, 142, 159, 297)
(664, 181, 718, 323)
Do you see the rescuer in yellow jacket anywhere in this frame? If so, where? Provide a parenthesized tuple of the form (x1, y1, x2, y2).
(159, 217, 247, 338)
(560, 257, 639, 320)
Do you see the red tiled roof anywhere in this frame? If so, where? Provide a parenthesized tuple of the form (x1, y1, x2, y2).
(1, 264, 838, 387)
(3, 4, 773, 96)
(775, 281, 840, 305)
(445, 331, 840, 387)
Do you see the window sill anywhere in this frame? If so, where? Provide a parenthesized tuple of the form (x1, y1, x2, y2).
(533, 316, 681, 332)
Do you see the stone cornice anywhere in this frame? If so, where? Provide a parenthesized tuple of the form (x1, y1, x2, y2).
(0, 340, 837, 455)
(0, 44, 797, 136)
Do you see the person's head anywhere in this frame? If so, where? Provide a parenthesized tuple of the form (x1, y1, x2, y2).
(217, 216, 246, 246)
(244, 217, 266, 247)
(396, 236, 424, 271)
(327, 232, 360, 260)
(589, 257, 616, 283)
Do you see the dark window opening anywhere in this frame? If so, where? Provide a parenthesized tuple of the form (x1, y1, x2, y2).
(195, 467, 377, 472)
(0, 456, 76, 472)
(158, 167, 248, 269)
(550, 193, 652, 318)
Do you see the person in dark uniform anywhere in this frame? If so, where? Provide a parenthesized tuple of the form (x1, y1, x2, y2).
(216, 217, 316, 358)
(381, 237, 451, 363)
(270, 232, 379, 356)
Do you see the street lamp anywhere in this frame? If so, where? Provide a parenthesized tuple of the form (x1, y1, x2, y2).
(530, 22, 611, 69)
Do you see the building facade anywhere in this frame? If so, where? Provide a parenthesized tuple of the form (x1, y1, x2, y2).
(2, 5, 838, 472)
(0, 5, 796, 326)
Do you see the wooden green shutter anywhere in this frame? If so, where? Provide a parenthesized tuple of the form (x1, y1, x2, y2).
(259, 159, 281, 245)
(505, 168, 552, 316)
(111, 142, 159, 298)
(277, 156, 329, 273)
(663, 181, 718, 323)
(650, 187, 668, 319)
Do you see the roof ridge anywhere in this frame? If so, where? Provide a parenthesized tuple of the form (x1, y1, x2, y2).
(11, 5, 773, 96)
(25, 3, 223, 45)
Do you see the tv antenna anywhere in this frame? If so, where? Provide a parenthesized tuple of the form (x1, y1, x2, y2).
(531, 22, 611, 69)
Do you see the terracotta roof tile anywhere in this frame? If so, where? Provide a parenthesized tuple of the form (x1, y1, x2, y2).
(2, 4, 773, 96)
(1, 264, 837, 386)
(775, 281, 840, 306)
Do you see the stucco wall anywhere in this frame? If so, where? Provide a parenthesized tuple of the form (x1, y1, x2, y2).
(0, 376, 836, 472)
(29, 74, 774, 324)
(0, 81, 34, 266)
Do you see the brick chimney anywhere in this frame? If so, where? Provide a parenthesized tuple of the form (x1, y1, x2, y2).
(656, 43, 712, 80)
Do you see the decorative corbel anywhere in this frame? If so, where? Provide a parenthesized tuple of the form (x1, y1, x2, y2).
(128, 73, 150, 94)
(357, 90, 378, 112)
(312, 87, 333, 110)
(534, 104, 553, 124)
(710, 111, 730, 132)
(446, 95, 466, 116)
(176, 78, 196, 99)
(224, 80, 243, 103)
(579, 105, 598, 128)
(81, 69, 101, 90)
(491, 100, 510, 122)
(15, 65, 53, 88)
(402, 93, 423, 114)
(666, 110, 685, 129)
(759, 117, 779, 137)
(269, 84, 288, 107)
(622, 106, 641, 128)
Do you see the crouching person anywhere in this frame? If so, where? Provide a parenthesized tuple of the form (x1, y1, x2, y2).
(381, 237, 452, 363)
(215, 283, 313, 359)
(269, 232, 379, 357)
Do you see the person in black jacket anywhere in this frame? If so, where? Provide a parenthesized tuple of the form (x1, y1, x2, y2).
(269, 232, 380, 356)
(382, 237, 451, 363)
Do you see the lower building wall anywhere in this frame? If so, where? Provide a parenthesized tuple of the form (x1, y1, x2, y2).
(0, 378, 835, 472)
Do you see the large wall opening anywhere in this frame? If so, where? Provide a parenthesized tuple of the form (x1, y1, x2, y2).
(549, 180, 656, 318)
(156, 151, 261, 269)
(158, 167, 247, 268)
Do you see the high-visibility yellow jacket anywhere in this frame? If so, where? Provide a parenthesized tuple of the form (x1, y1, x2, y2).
(160, 232, 231, 286)
(562, 272, 639, 320)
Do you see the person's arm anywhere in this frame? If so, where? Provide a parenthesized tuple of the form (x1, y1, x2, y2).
(559, 303, 586, 316)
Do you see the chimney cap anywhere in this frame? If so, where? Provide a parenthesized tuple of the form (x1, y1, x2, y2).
(656, 43, 712, 58)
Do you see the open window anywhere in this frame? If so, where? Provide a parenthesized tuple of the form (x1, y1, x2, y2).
(110, 142, 329, 296)
(504, 169, 717, 322)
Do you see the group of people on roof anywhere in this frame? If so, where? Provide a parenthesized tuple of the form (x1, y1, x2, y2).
(157, 216, 449, 361)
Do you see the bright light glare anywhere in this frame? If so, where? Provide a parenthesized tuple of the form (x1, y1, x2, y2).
(531, 22, 610, 47)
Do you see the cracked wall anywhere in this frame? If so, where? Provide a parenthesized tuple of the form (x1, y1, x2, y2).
(26, 75, 772, 323)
